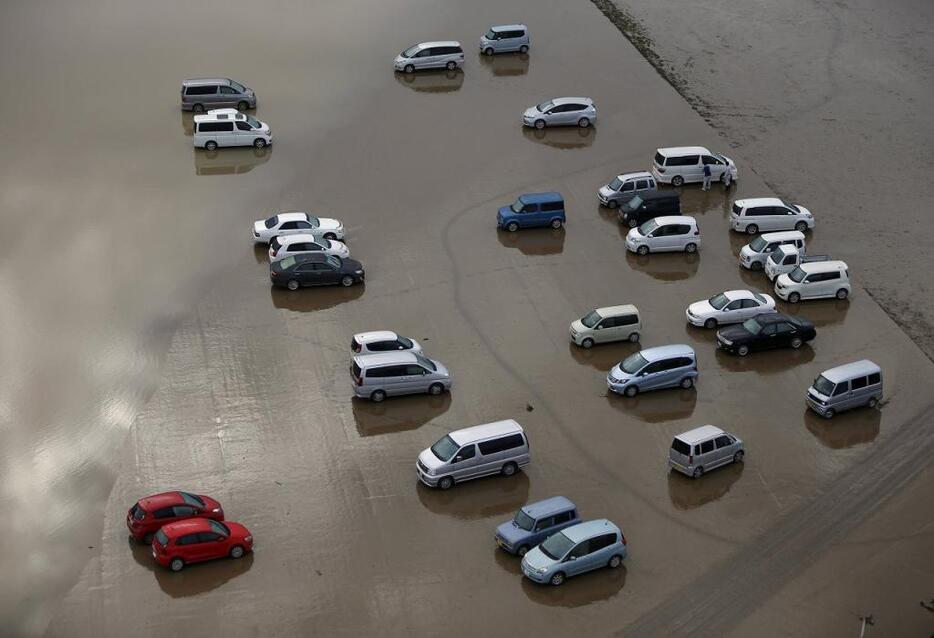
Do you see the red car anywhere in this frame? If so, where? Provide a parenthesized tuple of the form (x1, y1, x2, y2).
(126, 491, 224, 542)
(152, 518, 253, 572)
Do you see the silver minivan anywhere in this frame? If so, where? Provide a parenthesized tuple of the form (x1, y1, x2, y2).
(806, 360, 882, 418)
(181, 78, 256, 113)
(394, 41, 465, 73)
(479, 24, 530, 55)
(668, 425, 744, 479)
(351, 352, 451, 402)
(607, 344, 698, 396)
(416, 419, 530, 490)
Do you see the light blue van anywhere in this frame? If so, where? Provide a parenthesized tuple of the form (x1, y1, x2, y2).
(497, 192, 565, 232)
(520, 519, 627, 586)
(494, 497, 580, 556)
(607, 344, 698, 397)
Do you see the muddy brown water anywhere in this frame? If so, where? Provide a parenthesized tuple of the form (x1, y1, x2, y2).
(0, 0, 931, 636)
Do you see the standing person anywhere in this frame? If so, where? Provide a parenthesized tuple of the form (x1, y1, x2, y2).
(702, 163, 712, 191)
(722, 163, 733, 189)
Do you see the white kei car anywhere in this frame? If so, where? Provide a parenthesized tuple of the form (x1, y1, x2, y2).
(252, 212, 345, 243)
(269, 234, 350, 261)
(686, 290, 776, 329)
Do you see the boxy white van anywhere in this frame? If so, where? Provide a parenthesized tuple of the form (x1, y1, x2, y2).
(416, 420, 530, 490)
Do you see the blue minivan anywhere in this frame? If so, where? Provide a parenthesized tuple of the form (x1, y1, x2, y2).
(497, 192, 566, 232)
(494, 497, 580, 556)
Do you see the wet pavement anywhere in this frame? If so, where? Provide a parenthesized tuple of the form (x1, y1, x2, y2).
(0, 0, 931, 636)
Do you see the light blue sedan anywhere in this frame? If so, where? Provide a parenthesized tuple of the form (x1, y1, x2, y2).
(520, 519, 627, 586)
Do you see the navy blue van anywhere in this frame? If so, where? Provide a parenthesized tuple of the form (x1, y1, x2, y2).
(497, 192, 566, 231)
(494, 496, 580, 556)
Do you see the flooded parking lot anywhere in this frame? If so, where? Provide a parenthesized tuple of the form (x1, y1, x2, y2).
(1, 0, 931, 635)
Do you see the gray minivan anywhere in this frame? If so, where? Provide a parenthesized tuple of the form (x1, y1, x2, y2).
(416, 420, 530, 490)
(668, 425, 744, 479)
(806, 359, 882, 418)
(351, 352, 451, 402)
(181, 78, 256, 113)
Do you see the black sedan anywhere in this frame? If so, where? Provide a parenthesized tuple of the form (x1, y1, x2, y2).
(270, 253, 365, 290)
(716, 313, 815, 356)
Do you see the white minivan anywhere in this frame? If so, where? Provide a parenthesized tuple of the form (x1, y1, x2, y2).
(739, 231, 806, 271)
(730, 198, 814, 234)
(193, 110, 271, 150)
(416, 420, 530, 490)
(774, 260, 851, 303)
(626, 216, 700, 255)
(651, 147, 736, 187)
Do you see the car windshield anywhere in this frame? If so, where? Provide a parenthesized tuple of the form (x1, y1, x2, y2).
(397, 336, 414, 348)
(154, 529, 169, 546)
(514, 509, 535, 531)
(277, 256, 296, 271)
(742, 318, 763, 335)
(580, 310, 602, 328)
(264, 215, 279, 229)
(536, 100, 554, 113)
(539, 532, 574, 560)
(485, 29, 497, 39)
(132, 504, 145, 520)
(326, 255, 342, 269)
(307, 216, 320, 227)
(638, 219, 659, 236)
(179, 492, 204, 507)
(782, 200, 800, 213)
(768, 250, 784, 264)
(813, 374, 835, 396)
(708, 293, 730, 310)
(620, 352, 648, 374)
(609, 177, 624, 191)
(229, 80, 246, 92)
(624, 195, 643, 211)
(430, 435, 459, 462)
(415, 353, 436, 371)
(749, 236, 767, 252)
(713, 153, 727, 163)
(402, 45, 420, 57)
(510, 198, 525, 213)
(208, 519, 229, 537)
(245, 115, 261, 128)
(789, 267, 807, 283)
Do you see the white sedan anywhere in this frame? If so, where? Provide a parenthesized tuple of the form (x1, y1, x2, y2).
(252, 211, 345, 243)
(686, 290, 776, 329)
(269, 233, 350, 261)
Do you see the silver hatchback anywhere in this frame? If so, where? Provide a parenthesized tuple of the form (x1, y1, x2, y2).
(522, 97, 596, 129)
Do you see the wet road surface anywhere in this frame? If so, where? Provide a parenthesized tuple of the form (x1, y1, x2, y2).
(0, 0, 931, 636)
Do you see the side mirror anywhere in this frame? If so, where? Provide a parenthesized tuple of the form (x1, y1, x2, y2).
(566, 556, 577, 562)
(454, 456, 463, 462)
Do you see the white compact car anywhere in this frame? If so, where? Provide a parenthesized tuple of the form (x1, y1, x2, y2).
(775, 260, 851, 303)
(269, 233, 350, 261)
(522, 97, 596, 129)
(686, 290, 777, 329)
(626, 216, 700, 255)
(730, 198, 814, 235)
(351, 331, 423, 355)
(253, 212, 345, 243)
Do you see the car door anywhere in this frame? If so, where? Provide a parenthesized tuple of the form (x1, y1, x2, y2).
(401, 363, 429, 394)
(820, 271, 840, 298)
(313, 261, 340, 285)
(713, 435, 735, 468)
(522, 202, 541, 227)
(235, 120, 253, 146)
(176, 533, 205, 562)
(757, 322, 779, 350)
(739, 298, 762, 320)
(449, 444, 478, 480)
(722, 299, 744, 324)
(616, 180, 635, 203)
(702, 155, 726, 181)
(565, 539, 592, 576)
(594, 316, 616, 343)
(647, 224, 668, 251)
(638, 360, 666, 390)
(197, 531, 227, 560)
(588, 532, 617, 568)
(202, 85, 222, 108)
(530, 515, 555, 547)
(292, 261, 317, 286)
(697, 438, 716, 469)
(635, 178, 650, 194)
(218, 85, 239, 108)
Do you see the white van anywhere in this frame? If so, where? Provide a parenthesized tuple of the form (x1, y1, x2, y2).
(193, 110, 271, 150)
(739, 231, 806, 271)
(570, 304, 641, 348)
(626, 215, 700, 255)
(730, 198, 814, 235)
(416, 420, 530, 490)
(774, 260, 851, 303)
(668, 425, 744, 479)
(651, 146, 736, 187)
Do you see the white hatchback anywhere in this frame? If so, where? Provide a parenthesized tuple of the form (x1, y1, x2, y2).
(252, 212, 345, 243)
(775, 260, 851, 303)
(522, 97, 597, 129)
(730, 198, 814, 235)
(269, 234, 350, 261)
(351, 331, 423, 355)
(686, 290, 777, 329)
(626, 215, 700, 255)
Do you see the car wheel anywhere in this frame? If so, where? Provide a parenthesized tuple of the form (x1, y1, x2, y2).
(506, 221, 519, 232)
(581, 337, 594, 349)
(404, 64, 415, 74)
(692, 466, 703, 479)
(578, 117, 590, 128)
(534, 119, 545, 130)
(629, 332, 640, 343)
(624, 385, 638, 397)
(608, 554, 623, 569)
(788, 292, 801, 303)
(192, 103, 204, 113)
(733, 450, 745, 463)
(428, 382, 444, 396)
(607, 199, 618, 209)
(704, 318, 717, 329)
(286, 280, 299, 291)
(790, 337, 803, 349)
(823, 408, 835, 419)
(737, 344, 750, 356)
(746, 224, 759, 235)
(370, 389, 386, 403)
(501, 462, 518, 477)
(205, 140, 218, 151)
(671, 175, 684, 187)
(230, 545, 245, 559)
(550, 218, 563, 229)
(795, 221, 809, 232)
(323, 232, 336, 241)
(628, 218, 638, 228)
(519, 45, 529, 54)
(517, 545, 530, 557)
(484, 47, 494, 56)
(637, 245, 649, 256)
(550, 572, 566, 586)
(680, 377, 695, 389)
(751, 261, 763, 271)
(685, 242, 697, 254)
(169, 558, 185, 572)
(868, 396, 879, 408)
(446, 61, 456, 71)
(341, 275, 354, 287)
(438, 476, 454, 490)
(253, 138, 267, 148)
(237, 101, 249, 111)
(836, 288, 849, 300)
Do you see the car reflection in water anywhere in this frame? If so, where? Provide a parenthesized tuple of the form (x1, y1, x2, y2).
(780, 298, 850, 327)
(394, 69, 464, 93)
(520, 564, 627, 608)
(667, 462, 744, 510)
(194, 146, 272, 176)
(568, 341, 640, 373)
(269, 284, 365, 313)
(521, 125, 596, 150)
(607, 387, 697, 424)
(128, 536, 254, 598)
(477, 52, 530, 76)
(625, 251, 699, 282)
(804, 407, 881, 449)
(351, 393, 451, 437)
(496, 228, 565, 255)
(714, 344, 815, 376)
(416, 472, 529, 520)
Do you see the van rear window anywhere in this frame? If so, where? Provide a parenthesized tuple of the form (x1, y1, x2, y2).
(654, 152, 665, 166)
(671, 438, 690, 455)
(351, 362, 362, 379)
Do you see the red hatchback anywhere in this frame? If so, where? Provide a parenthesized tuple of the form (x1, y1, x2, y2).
(127, 491, 224, 542)
(152, 518, 254, 572)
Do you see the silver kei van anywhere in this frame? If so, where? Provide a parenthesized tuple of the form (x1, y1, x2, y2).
(806, 359, 882, 419)
(668, 425, 744, 479)
(394, 41, 465, 73)
(479, 24, 530, 55)
(416, 419, 530, 490)
(181, 78, 256, 113)
(351, 352, 451, 402)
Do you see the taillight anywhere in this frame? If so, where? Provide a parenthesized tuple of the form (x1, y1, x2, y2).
(355, 376, 362, 386)
(621, 534, 627, 546)
(694, 230, 700, 235)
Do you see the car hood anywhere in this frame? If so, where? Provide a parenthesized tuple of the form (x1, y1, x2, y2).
(599, 185, 616, 198)
(328, 240, 350, 255)
(497, 205, 513, 217)
(688, 300, 715, 317)
(523, 106, 539, 119)
(418, 448, 443, 472)
(341, 258, 364, 272)
(609, 363, 634, 382)
(316, 217, 342, 231)
(796, 205, 812, 216)
(521, 546, 555, 572)
(432, 360, 450, 378)
(718, 324, 753, 342)
(253, 220, 266, 235)
(626, 228, 643, 241)
(740, 245, 755, 258)
(570, 319, 586, 333)
(407, 338, 424, 353)
(496, 520, 528, 545)
(226, 521, 251, 540)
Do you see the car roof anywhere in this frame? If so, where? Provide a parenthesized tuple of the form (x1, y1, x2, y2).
(415, 40, 461, 48)
(275, 233, 321, 245)
(615, 171, 653, 181)
(652, 215, 696, 226)
(354, 330, 399, 344)
(640, 343, 694, 361)
(634, 190, 678, 202)
(274, 212, 310, 223)
(736, 197, 784, 208)
(593, 304, 639, 317)
(721, 289, 758, 301)
(138, 491, 183, 510)
(768, 313, 812, 327)
(353, 351, 421, 367)
(675, 425, 725, 444)
(799, 260, 847, 273)
(161, 518, 213, 536)
(759, 230, 805, 241)
(821, 359, 880, 383)
(551, 96, 593, 105)
(522, 496, 576, 519)
(657, 146, 712, 156)
(562, 519, 620, 542)
(449, 419, 523, 446)
(519, 191, 563, 203)
(491, 24, 526, 31)
(183, 78, 232, 86)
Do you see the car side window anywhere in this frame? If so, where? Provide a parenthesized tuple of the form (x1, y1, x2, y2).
(852, 376, 868, 389)
(590, 533, 617, 552)
(198, 532, 222, 543)
(642, 361, 664, 374)
(621, 182, 635, 192)
(776, 322, 795, 333)
(740, 299, 759, 309)
(280, 221, 298, 230)
(702, 155, 723, 165)
(540, 201, 564, 212)
(415, 48, 432, 58)
(761, 323, 777, 336)
(618, 314, 638, 326)
(568, 540, 591, 559)
(635, 179, 649, 189)
(700, 440, 714, 454)
(824, 271, 840, 281)
(522, 203, 540, 213)
(172, 506, 197, 517)
(714, 435, 733, 449)
(725, 300, 743, 311)
(294, 263, 315, 273)
(783, 255, 796, 265)
(868, 372, 881, 385)
(831, 381, 849, 396)
(455, 444, 476, 461)
(534, 516, 554, 532)
(404, 364, 427, 375)
(554, 511, 573, 524)
(236, 121, 251, 131)
(220, 86, 237, 94)
(154, 507, 176, 519)
(177, 533, 200, 546)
